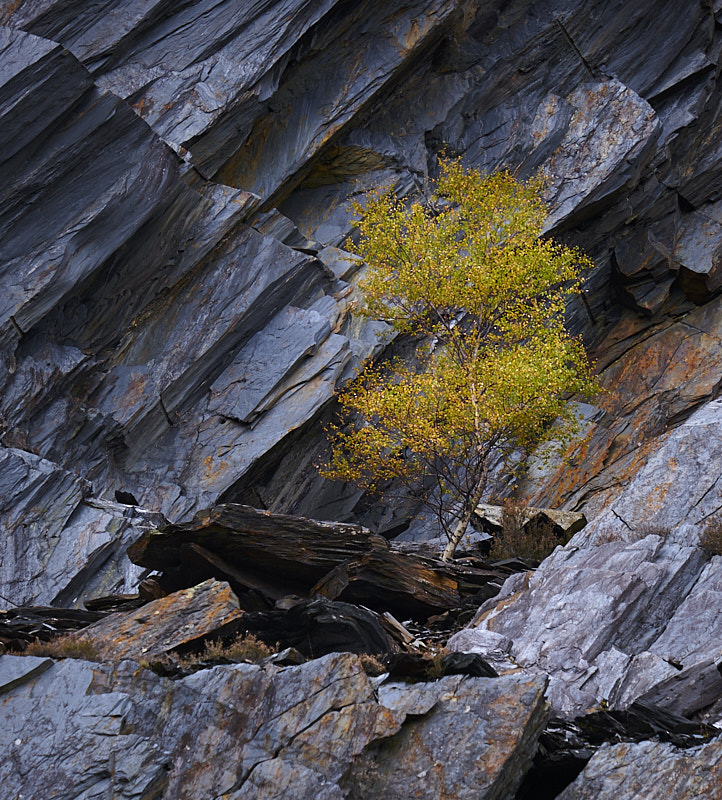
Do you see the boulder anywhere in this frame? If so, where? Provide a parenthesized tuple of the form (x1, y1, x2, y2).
(557, 739, 722, 800)
(343, 673, 549, 799)
(450, 535, 722, 717)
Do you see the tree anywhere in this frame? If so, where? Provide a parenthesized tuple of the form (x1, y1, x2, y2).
(321, 158, 597, 561)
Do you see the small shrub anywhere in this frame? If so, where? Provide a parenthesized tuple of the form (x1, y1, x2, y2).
(220, 633, 273, 663)
(488, 499, 561, 562)
(23, 635, 99, 661)
(176, 633, 274, 670)
(359, 653, 387, 676)
(700, 517, 722, 556)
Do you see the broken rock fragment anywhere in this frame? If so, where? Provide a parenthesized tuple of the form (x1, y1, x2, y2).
(343, 673, 548, 800)
(77, 578, 242, 660)
(557, 739, 722, 800)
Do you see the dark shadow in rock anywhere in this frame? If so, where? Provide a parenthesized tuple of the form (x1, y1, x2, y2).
(240, 596, 395, 658)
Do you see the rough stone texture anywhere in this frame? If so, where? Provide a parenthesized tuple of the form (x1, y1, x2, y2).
(0, 447, 165, 610)
(77, 578, 243, 659)
(0, 650, 547, 800)
(127, 503, 507, 619)
(451, 536, 722, 717)
(4, 2, 722, 795)
(343, 673, 549, 800)
(0, 654, 53, 693)
(523, 315, 722, 542)
(1, 0, 722, 549)
(557, 739, 722, 800)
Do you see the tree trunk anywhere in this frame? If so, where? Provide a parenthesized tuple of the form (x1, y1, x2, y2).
(440, 474, 488, 562)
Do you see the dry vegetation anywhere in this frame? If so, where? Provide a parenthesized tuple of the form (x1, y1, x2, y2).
(23, 635, 99, 661)
(358, 653, 387, 676)
(488, 499, 562, 562)
(594, 523, 671, 546)
(175, 633, 275, 669)
(700, 517, 722, 556)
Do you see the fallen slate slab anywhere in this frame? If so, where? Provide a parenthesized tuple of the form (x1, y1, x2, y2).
(0, 606, 106, 651)
(128, 503, 507, 619)
(240, 596, 395, 658)
(127, 504, 387, 589)
(77, 578, 242, 659)
(637, 657, 722, 719)
(557, 739, 722, 800)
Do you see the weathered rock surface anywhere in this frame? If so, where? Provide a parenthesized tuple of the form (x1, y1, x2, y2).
(450, 535, 722, 718)
(77, 578, 242, 660)
(0, 650, 548, 800)
(0, 447, 166, 610)
(127, 503, 508, 619)
(557, 739, 722, 800)
(1, 0, 721, 556)
(344, 673, 548, 800)
(3, 2, 722, 796)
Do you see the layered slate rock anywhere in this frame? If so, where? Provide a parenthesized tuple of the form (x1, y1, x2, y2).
(343, 673, 548, 799)
(0, 26, 191, 339)
(127, 504, 507, 619)
(0, 650, 547, 800)
(524, 308, 722, 539)
(0, 447, 165, 610)
(2, 0, 722, 542)
(0, 606, 106, 652)
(557, 739, 722, 800)
(0, 7, 382, 543)
(450, 535, 722, 717)
(77, 578, 243, 660)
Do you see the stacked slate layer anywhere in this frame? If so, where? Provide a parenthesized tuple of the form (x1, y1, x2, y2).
(3, 3, 722, 797)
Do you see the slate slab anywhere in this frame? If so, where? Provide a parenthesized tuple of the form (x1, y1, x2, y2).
(77, 578, 242, 659)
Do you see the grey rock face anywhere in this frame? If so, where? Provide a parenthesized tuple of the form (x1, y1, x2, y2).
(0, 0, 720, 553)
(450, 536, 722, 717)
(0, 447, 164, 609)
(557, 739, 722, 800)
(344, 673, 549, 800)
(0, 26, 191, 339)
(0, 651, 547, 800)
(3, 16, 722, 793)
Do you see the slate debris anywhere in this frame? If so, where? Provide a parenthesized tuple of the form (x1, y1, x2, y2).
(127, 503, 511, 620)
(384, 651, 498, 681)
(0, 606, 106, 652)
(517, 701, 720, 800)
(239, 596, 396, 658)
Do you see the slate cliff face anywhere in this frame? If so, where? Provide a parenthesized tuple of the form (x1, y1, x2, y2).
(3, 3, 722, 799)
(0, 3, 717, 593)
(3, 0, 722, 563)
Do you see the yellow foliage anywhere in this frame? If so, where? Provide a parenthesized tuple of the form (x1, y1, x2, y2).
(321, 159, 597, 559)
